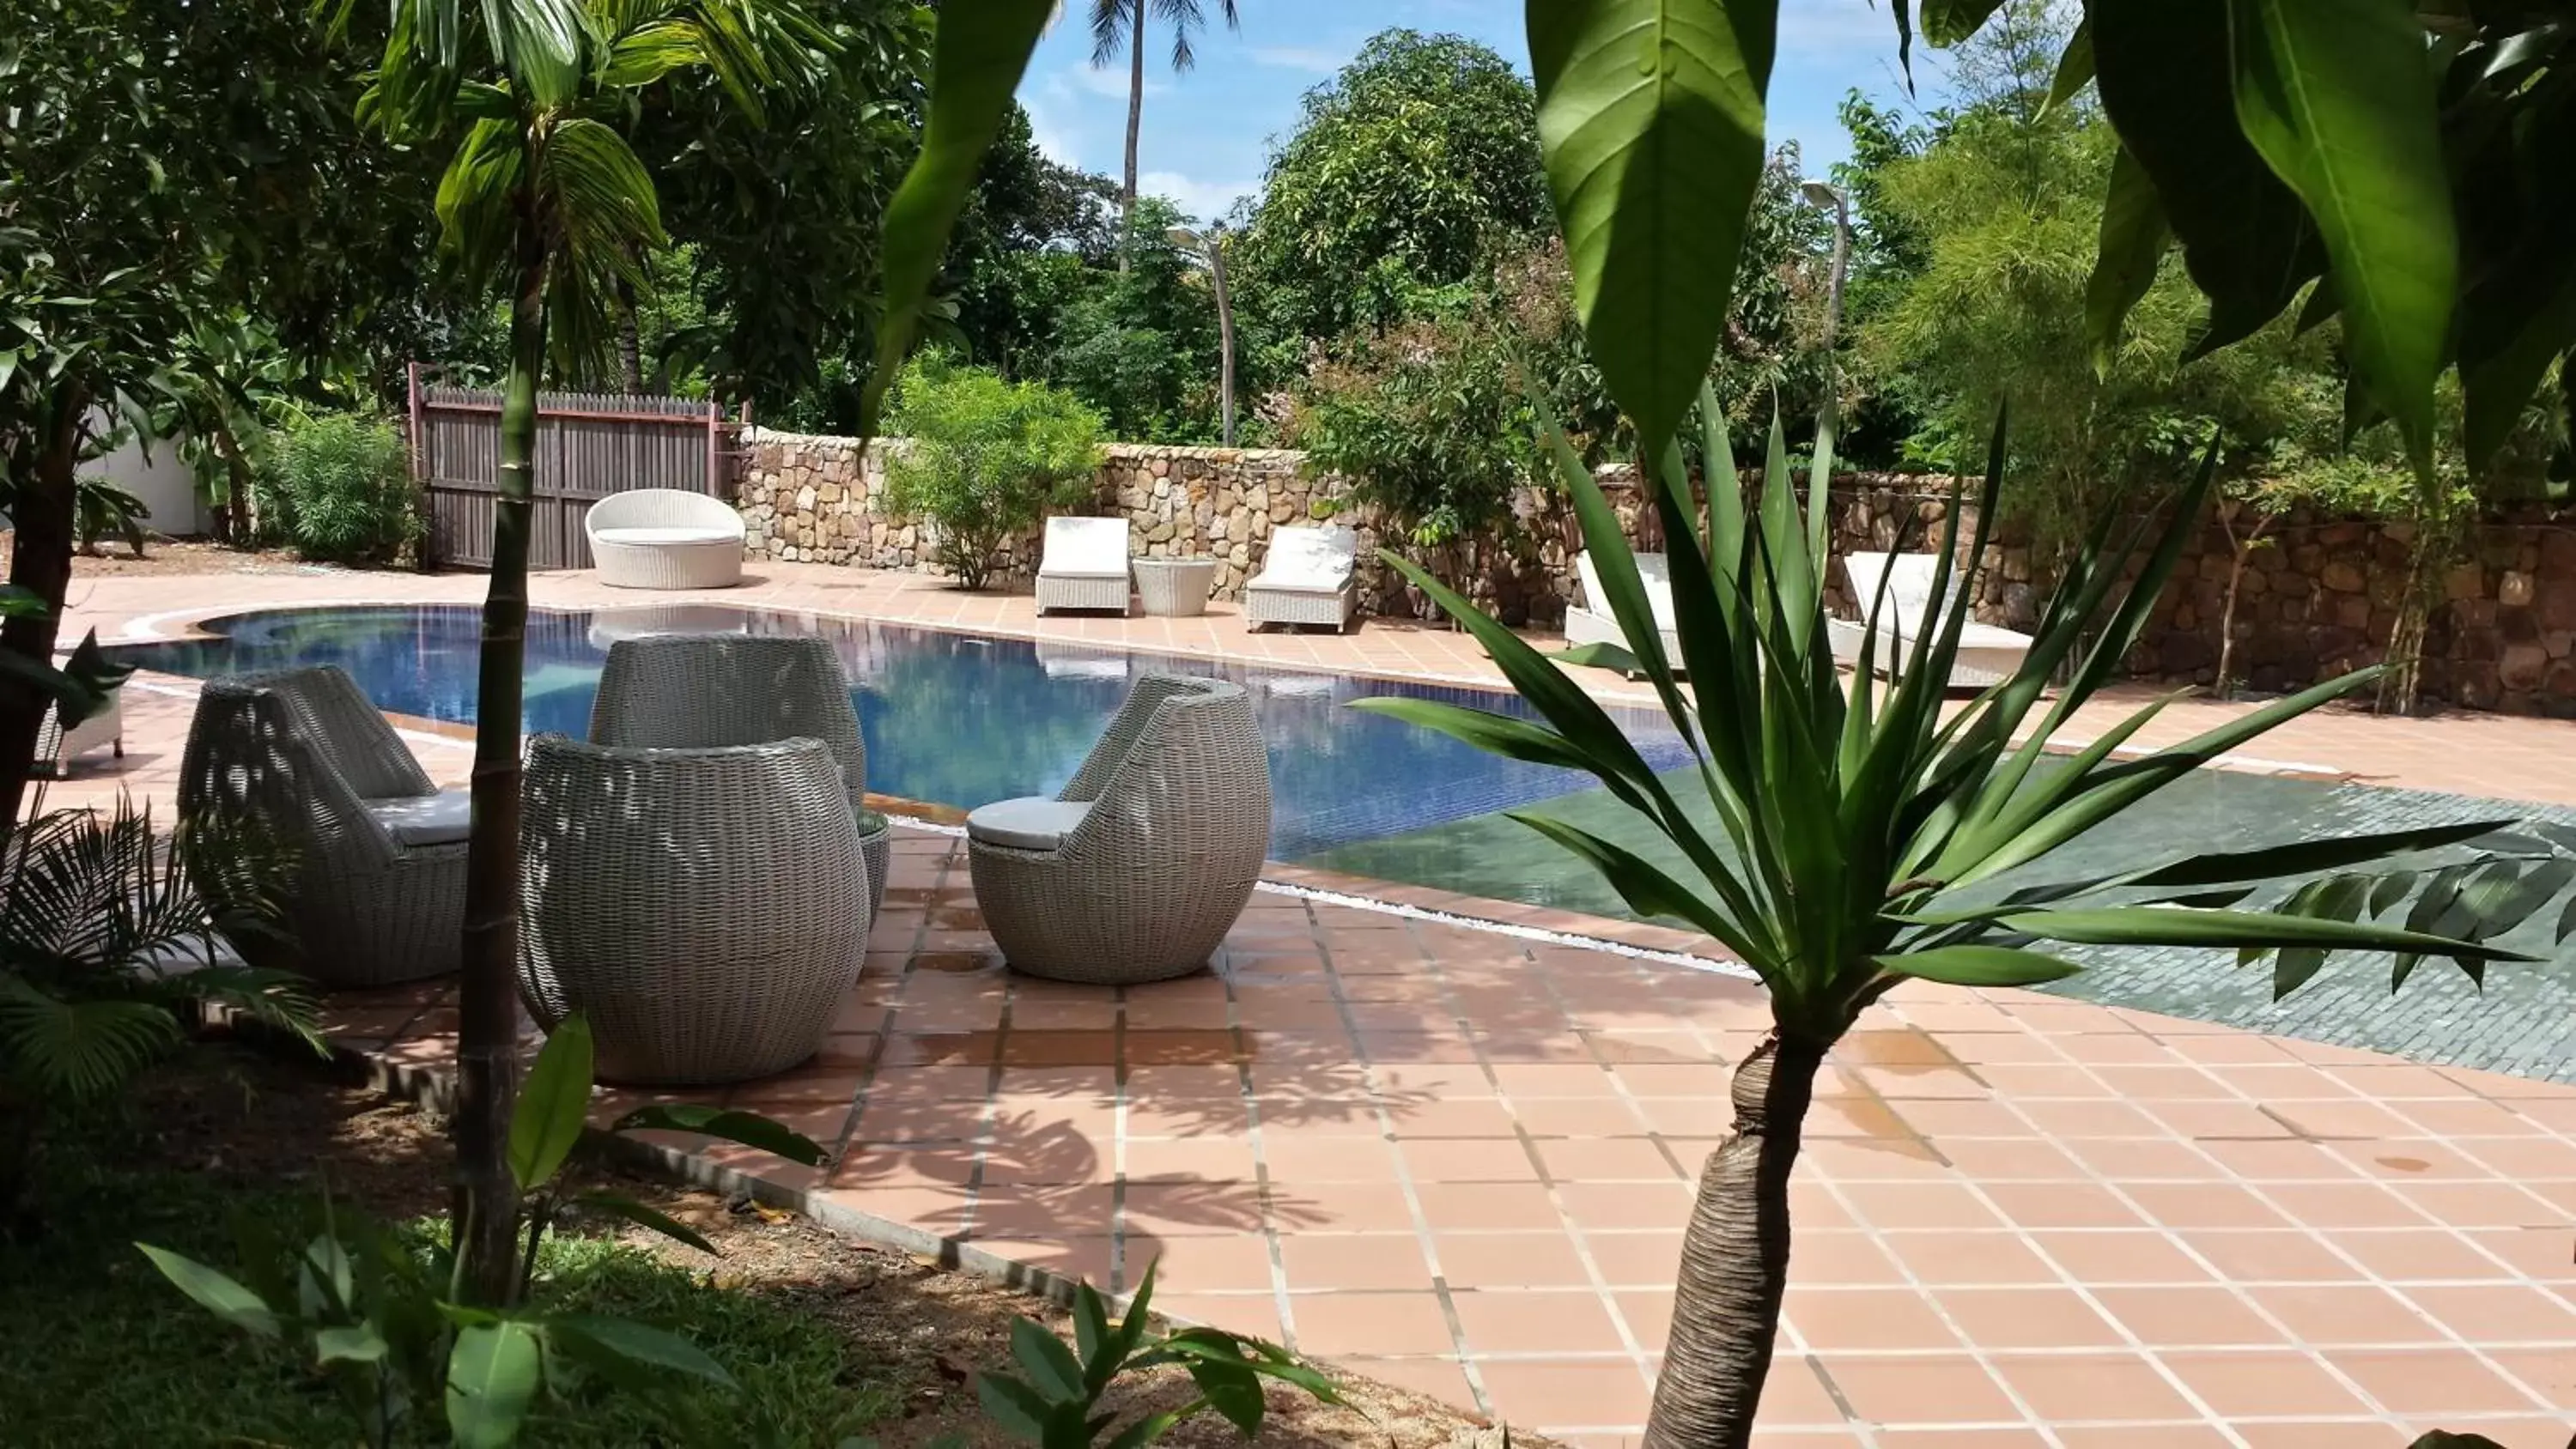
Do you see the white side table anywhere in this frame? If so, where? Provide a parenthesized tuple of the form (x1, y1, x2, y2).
(1133, 557, 1221, 617)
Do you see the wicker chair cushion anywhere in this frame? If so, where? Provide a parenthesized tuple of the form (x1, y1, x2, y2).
(365, 790, 474, 846)
(1040, 517, 1131, 578)
(965, 797, 1091, 852)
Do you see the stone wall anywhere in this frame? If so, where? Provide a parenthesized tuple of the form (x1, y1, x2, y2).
(738, 430, 1662, 627)
(1818, 482, 2576, 717)
(738, 433, 2576, 713)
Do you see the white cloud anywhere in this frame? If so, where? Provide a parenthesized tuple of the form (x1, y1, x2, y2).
(1137, 170, 1260, 227)
(1249, 45, 1344, 75)
(1067, 63, 1167, 100)
(1021, 96, 1080, 167)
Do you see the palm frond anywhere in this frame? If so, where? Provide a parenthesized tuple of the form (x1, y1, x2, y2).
(1087, 0, 1129, 66)
(0, 976, 184, 1103)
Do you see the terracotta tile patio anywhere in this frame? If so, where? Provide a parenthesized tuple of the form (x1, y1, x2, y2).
(31, 560, 2576, 1443)
(302, 830, 2576, 1446)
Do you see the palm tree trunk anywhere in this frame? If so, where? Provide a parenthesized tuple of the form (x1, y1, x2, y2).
(0, 389, 88, 833)
(616, 276, 645, 395)
(452, 203, 546, 1306)
(1643, 1031, 1826, 1449)
(1119, 0, 1145, 274)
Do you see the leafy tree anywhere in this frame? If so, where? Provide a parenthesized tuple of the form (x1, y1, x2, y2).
(883, 357, 1107, 588)
(638, 0, 933, 414)
(367, 0, 828, 1303)
(1856, 102, 2336, 543)
(0, 0, 428, 828)
(1231, 30, 1552, 345)
(1033, 197, 1230, 441)
(1084, 0, 1242, 262)
(948, 106, 1123, 382)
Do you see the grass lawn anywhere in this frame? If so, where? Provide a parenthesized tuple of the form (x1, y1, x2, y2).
(0, 1053, 896, 1447)
(1, 1039, 1527, 1448)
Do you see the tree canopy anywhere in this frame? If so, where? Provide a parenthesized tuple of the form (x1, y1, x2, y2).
(1231, 31, 1553, 345)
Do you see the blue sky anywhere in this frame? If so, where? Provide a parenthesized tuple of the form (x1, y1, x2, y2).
(1019, 0, 1956, 227)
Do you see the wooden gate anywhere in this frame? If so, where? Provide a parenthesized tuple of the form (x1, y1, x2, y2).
(407, 365, 749, 571)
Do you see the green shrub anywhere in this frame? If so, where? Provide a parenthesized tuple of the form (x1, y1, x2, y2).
(261, 411, 421, 565)
(884, 357, 1105, 590)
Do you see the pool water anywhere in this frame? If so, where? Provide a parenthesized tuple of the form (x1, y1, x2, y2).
(114, 603, 1697, 862)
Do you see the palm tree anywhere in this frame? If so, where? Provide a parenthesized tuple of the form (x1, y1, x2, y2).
(1084, 0, 1241, 269)
(1366, 394, 2549, 1446)
(368, 0, 824, 1303)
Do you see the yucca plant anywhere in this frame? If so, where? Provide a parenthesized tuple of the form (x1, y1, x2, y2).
(0, 797, 317, 1234)
(1356, 391, 2545, 1448)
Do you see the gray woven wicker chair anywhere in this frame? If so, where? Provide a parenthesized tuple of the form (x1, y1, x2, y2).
(587, 632, 885, 919)
(965, 675, 1270, 985)
(176, 666, 469, 986)
(519, 734, 869, 1085)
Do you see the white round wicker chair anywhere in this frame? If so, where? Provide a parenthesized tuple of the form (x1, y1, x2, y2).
(176, 666, 470, 986)
(587, 632, 886, 920)
(585, 488, 745, 590)
(519, 733, 869, 1085)
(966, 675, 1271, 985)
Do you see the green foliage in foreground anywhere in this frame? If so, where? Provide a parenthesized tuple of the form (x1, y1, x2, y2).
(0, 1128, 890, 1447)
(979, 1258, 1339, 1447)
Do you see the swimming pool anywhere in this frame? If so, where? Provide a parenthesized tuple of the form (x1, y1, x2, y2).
(113, 603, 1698, 862)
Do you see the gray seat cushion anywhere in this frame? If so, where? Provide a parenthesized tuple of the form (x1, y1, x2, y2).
(964, 797, 1091, 852)
(364, 790, 473, 847)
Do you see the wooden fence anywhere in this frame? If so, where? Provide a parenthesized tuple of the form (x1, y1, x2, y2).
(407, 366, 749, 571)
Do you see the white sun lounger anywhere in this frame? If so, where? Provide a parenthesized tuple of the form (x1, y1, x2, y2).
(1035, 516, 1132, 615)
(1828, 551, 2035, 688)
(1565, 551, 1683, 662)
(1244, 524, 1358, 632)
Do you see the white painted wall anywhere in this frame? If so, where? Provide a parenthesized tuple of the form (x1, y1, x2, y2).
(82, 420, 214, 537)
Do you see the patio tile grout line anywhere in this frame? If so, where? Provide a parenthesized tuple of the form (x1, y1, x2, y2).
(1970, 997, 2436, 1438)
(2136, 1012, 2570, 1419)
(1328, 915, 1497, 1422)
(1846, 1023, 2255, 1447)
(1438, 920, 1665, 1422)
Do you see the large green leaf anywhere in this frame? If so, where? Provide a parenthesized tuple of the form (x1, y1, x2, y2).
(607, 1102, 829, 1165)
(2229, 0, 2458, 470)
(2086, 145, 2168, 378)
(857, 0, 1050, 442)
(508, 1014, 593, 1193)
(2003, 906, 2537, 961)
(137, 1245, 282, 1339)
(446, 1319, 543, 1449)
(549, 1313, 735, 1391)
(1877, 944, 2080, 988)
(1526, 0, 1775, 456)
(2089, 0, 2320, 354)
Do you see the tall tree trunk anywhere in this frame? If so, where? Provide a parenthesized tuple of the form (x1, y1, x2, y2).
(0, 388, 88, 832)
(452, 205, 547, 1306)
(1643, 1032, 1825, 1449)
(616, 276, 645, 395)
(1207, 232, 1236, 446)
(1119, 1, 1144, 274)
(210, 413, 256, 548)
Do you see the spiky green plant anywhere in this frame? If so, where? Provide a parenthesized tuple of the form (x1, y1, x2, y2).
(0, 797, 315, 1231)
(1356, 391, 2540, 1448)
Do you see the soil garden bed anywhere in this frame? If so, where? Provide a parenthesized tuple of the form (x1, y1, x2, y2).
(0, 1032, 1535, 1448)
